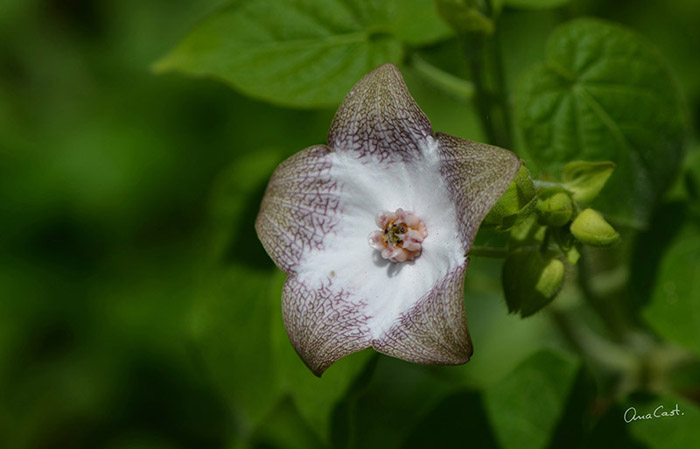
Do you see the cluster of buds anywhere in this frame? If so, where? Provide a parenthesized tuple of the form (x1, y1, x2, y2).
(491, 161, 620, 317)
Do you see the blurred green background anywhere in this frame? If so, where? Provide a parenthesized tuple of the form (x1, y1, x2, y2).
(1, 0, 699, 448)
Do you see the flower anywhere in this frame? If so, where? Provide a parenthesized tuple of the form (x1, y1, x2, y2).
(255, 63, 520, 376)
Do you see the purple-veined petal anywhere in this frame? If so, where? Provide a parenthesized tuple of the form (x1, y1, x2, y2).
(328, 63, 434, 164)
(437, 132, 521, 246)
(373, 262, 471, 365)
(282, 275, 372, 377)
(255, 145, 342, 274)
(289, 148, 466, 373)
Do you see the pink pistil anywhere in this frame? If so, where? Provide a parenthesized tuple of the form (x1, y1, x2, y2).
(368, 208, 428, 263)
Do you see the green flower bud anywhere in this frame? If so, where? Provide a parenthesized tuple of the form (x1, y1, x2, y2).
(563, 245, 580, 265)
(536, 187, 573, 227)
(570, 208, 620, 247)
(562, 161, 615, 203)
(483, 165, 536, 231)
(503, 251, 565, 317)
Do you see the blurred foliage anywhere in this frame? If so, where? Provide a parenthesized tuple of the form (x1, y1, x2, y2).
(1, 0, 699, 448)
(643, 224, 700, 358)
(155, 0, 450, 108)
(483, 350, 580, 449)
(515, 18, 685, 228)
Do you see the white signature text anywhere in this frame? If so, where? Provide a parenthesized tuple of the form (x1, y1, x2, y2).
(624, 404, 684, 423)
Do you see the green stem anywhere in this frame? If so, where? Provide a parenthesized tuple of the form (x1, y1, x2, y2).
(464, 35, 499, 146)
(459, 1, 513, 149)
(409, 54, 475, 102)
(549, 307, 639, 390)
(577, 250, 629, 341)
(468, 245, 508, 258)
(533, 180, 569, 190)
(491, 23, 513, 149)
(539, 227, 552, 254)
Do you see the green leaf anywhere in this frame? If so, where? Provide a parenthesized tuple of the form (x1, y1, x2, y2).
(627, 202, 687, 313)
(643, 225, 700, 357)
(155, 0, 450, 108)
(504, 0, 571, 9)
(388, 0, 453, 45)
(193, 265, 284, 433)
(402, 391, 500, 449)
(247, 398, 326, 449)
(515, 18, 685, 228)
(682, 147, 700, 204)
(192, 149, 288, 434)
(206, 148, 283, 264)
(562, 160, 615, 203)
(623, 394, 700, 449)
(344, 357, 460, 449)
(484, 350, 579, 449)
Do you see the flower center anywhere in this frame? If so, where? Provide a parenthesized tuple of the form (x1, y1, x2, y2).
(368, 208, 428, 263)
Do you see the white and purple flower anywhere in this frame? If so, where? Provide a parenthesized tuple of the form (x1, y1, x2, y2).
(256, 63, 520, 376)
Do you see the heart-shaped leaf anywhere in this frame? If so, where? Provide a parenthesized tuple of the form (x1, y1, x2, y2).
(516, 18, 686, 228)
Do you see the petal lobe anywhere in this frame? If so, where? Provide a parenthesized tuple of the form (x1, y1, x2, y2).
(328, 63, 434, 164)
(373, 263, 472, 365)
(437, 133, 521, 245)
(282, 275, 372, 377)
(255, 145, 342, 273)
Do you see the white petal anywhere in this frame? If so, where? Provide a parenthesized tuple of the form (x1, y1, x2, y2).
(295, 142, 466, 340)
